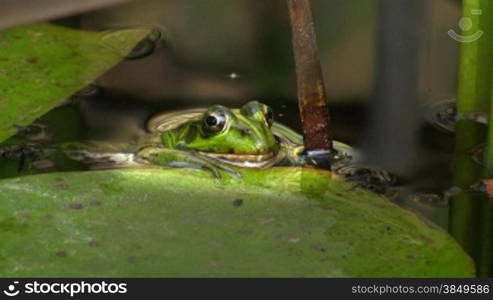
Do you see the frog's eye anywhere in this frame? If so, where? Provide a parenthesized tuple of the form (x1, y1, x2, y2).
(265, 107, 274, 127)
(241, 101, 274, 127)
(203, 111, 227, 134)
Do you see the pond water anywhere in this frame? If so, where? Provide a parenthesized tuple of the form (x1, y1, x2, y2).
(0, 0, 492, 276)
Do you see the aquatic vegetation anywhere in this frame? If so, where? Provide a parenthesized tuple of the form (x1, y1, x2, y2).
(451, 0, 493, 277)
(0, 168, 474, 277)
(0, 23, 151, 144)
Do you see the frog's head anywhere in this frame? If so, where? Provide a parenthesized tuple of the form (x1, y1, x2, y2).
(162, 101, 279, 165)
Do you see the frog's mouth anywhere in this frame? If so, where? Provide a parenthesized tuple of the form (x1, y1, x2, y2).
(199, 151, 278, 168)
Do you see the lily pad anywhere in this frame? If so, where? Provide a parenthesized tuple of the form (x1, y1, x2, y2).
(0, 23, 150, 143)
(0, 167, 474, 277)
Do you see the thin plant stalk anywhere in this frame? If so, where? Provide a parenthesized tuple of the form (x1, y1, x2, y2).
(456, 0, 493, 115)
(287, 0, 333, 159)
(451, 0, 493, 277)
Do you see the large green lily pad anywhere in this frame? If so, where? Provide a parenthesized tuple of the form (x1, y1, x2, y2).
(0, 23, 150, 143)
(0, 167, 474, 277)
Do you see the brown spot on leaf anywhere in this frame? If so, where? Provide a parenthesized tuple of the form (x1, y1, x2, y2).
(55, 251, 67, 257)
(69, 203, 83, 210)
(26, 57, 38, 63)
(312, 245, 326, 252)
(233, 199, 243, 207)
(90, 200, 102, 207)
(237, 228, 252, 236)
(423, 236, 435, 244)
(19, 213, 31, 222)
(55, 182, 70, 190)
(88, 240, 100, 247)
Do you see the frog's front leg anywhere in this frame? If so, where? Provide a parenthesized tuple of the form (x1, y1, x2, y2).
(136, 147, 241, 179)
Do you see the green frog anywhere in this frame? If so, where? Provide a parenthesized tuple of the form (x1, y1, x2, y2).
(134, 101, 354, 178)
(0, 101, 354, 179)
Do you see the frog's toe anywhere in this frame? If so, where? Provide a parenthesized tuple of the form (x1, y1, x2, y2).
(205, 165, 242, 180)
(203, 165, 222, 179)
(166, 161, 220, 179)
(224, 168, 242, 180)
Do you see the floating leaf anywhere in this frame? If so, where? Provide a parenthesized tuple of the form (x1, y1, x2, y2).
(0, 167, 474, 277)
(0, 23, 151, 143)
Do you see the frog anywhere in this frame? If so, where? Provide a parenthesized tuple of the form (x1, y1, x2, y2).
(134, 100, 355, 178)
(136, 101, 296, 178)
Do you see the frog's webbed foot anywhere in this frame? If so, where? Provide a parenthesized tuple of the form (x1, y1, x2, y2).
(167, 160, 222, 179)
(136, 147, 241, 180)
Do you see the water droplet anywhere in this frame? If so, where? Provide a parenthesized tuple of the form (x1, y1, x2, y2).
(226, 72, 241, 80)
